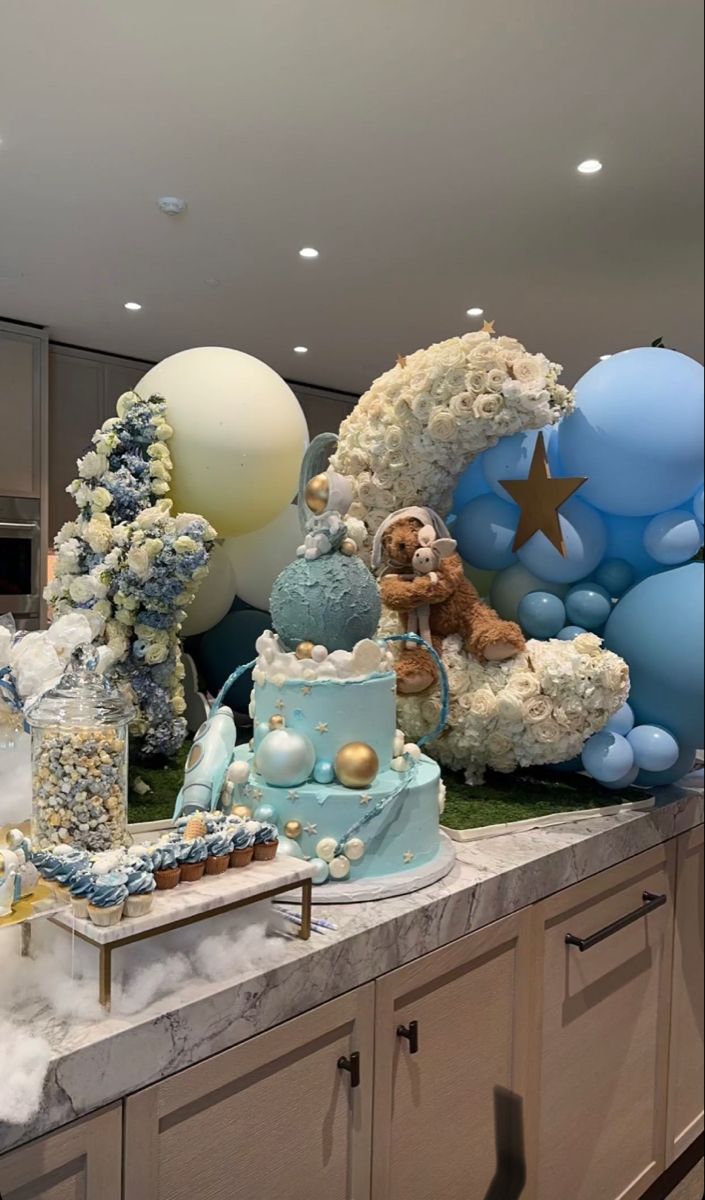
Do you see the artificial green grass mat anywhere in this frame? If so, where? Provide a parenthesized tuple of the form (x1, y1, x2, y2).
(128, 741, 641, 830)
(128, 740, 190, 824)
(442, 767, 641, 830)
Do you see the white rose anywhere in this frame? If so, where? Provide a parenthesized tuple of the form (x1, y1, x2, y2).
(127, 545, 152, 580)
(56, 539, 82, 574)
(496, 692, 525, 728)
(449, 392, 475, 419)
(91, 487, 113, 512)
(472, 394, 502, 420)
(78, 451, 108, 480)
(171, 694, 187, 715)
(428, 409, 457, 442)
(151, 481, 170, 497)
(149, 461, 170, 481)
(411, 393, 434, 421)
(507, 671, 541, 700)
(155, 422, 173, 441)
(384, 426, 404, 451)
(462, 331, 491, 349)
(512, 355, 547, 386)
(145, 643, 169, 665)
(532, 718, 562, 744)
(523, 695, 553, 724)
(469, 688, 499, 721)
(84, 514, 113, 555)
(116, 391, 140, 418)
(485, 368, 507, 394)
(574, 633, 603, 658)
(111, 522, 130, 546)
(68, 576, 97, 604)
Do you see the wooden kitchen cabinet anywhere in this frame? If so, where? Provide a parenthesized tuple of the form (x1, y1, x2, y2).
(534, 841, 677, 1200)
(0, 323, 45, 498)
(372, 908, 537, 1200)
(667, 825, 704, 1164)
(124, 983, 375, 1200)
(0, 1104, 121, 1199)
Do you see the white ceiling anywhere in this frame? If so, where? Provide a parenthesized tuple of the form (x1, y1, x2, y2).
(1, 0, 703, 395)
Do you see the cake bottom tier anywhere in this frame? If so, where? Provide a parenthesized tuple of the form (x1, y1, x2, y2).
(231, 749, 445, 885)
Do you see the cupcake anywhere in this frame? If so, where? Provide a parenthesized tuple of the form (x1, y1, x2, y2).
(151, 841, 181, 890)
(177, 836, 208, 882)
(36, 847, 89, 900)
(87, 871, 128, 927)
(68, 869, 95, 919)
(204, 828, 234, 875)
(124, 867, 157, 917)
(253, 821, 279, 862)
(229, 820, 256, 868)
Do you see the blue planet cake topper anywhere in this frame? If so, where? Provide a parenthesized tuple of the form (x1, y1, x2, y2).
(269, 433, 381, 652)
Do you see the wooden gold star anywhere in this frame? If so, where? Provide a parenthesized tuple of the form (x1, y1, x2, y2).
(396, 353, 407, 368)
(500, 433, 587, 555)
(482, 319, 496, 335)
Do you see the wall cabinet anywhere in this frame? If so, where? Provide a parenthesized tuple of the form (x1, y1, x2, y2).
(372, 908, 535, 1200)
(0, 1104, 121, 1199)
(123, 983, 375, 1200)
(667, 825, 704, 1164)
(535, 841, 677, 1200)
(0, 323, 46, 499)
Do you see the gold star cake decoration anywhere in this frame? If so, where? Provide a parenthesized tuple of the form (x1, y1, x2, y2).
(396, 353, 407, 369)
(500, 433, 587, 554)
(482, 319, 496, 335)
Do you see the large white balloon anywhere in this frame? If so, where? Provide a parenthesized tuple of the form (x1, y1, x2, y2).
(137, 347, 308, 538)
(182, 543, 236, 636)
(225, 505, 300, 611)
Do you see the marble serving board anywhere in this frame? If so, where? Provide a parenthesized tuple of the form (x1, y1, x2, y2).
(50, 857, 316, 944)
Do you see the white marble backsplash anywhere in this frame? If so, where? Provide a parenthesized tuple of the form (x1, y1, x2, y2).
(0, 773, 702, 1154)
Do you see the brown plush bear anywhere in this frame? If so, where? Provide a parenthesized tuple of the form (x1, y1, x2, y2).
(372, 507, 526, 695)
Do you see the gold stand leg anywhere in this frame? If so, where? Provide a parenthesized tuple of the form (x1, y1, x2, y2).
(99, 945, 112, 1010)
(20, 922, 32, 958)
(299, 878, 313, 940)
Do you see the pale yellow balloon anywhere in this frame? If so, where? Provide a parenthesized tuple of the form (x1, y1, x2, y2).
(181, 543, 236, 637)
(224, 504, 301, 611)
(137, 347, 308, 538)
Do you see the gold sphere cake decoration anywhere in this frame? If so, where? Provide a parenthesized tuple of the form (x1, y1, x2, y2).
(284, 819, 303, 840)
(334, 742, 379, 790)
(304, 473, 330, 514)
(231, 804, 252, 821)
(295, 641, 315, 660)
(268, 714, 286, 730)
(340, 538, 358, 557)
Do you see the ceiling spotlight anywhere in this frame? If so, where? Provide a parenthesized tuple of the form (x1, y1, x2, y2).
(466, 307, 484, 318)
(299, 247, 319, 259)
(158, 197, 187, 215)
(577, 159, 603, 175)
(124, 301, 142, 311)
(294, 345, 308, 354)
(600, 354, 612, 361)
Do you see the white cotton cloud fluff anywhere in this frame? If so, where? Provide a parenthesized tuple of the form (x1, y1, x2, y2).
(0, 1019, 53, 1125)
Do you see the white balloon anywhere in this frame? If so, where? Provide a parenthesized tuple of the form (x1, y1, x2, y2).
(137, 347, 308, 538)
(225, 505, 301, 612)
(181, 543, 236, 636)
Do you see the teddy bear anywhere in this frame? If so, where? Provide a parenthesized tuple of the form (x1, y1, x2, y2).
(371, 506, 526, 694)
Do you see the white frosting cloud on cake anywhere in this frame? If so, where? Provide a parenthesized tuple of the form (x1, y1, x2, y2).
(254, 631, 395, 684)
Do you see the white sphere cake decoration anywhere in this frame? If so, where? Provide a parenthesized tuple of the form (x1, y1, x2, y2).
(344, 837, 366, 861)
(227, 760, 250, 786)
(315, 837, 338, 863)
(311, 645, 328, 662)
(254, 728, 316, 788)
(329, 855, 351, 880)
(137, 346, 309, 538)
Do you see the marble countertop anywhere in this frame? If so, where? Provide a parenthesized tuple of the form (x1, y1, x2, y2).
(1, 774, 702, 1154)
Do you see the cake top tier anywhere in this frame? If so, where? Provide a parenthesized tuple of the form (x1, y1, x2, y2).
(253, 631, 395, 688)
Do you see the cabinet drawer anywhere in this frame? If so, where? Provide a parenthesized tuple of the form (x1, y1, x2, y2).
(536, 842, 676, 1200)
(0, 1104, 122, 1199)
(667, 825, 704, 1163)
(124, 984, 374, 1200)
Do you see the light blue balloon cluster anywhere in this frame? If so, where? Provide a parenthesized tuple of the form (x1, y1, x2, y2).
(451, 347, 704, 790)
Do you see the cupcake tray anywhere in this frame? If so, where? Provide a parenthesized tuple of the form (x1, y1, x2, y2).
(33, 856, 316, 1009)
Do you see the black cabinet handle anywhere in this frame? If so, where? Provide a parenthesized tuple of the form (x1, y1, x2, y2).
(397, 1020, 419, 1055)
(566, 891, 667, 953)
(338, 1051, 361, 1088)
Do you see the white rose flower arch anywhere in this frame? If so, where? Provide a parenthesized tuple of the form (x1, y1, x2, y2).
(331, 332, 628, 782)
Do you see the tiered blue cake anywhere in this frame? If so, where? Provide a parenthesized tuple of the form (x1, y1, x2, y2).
(228, 632, 447, 890)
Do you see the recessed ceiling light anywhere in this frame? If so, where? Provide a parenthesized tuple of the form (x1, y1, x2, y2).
(294, 345, 308, 354)
(158, 197, 187, 215)
(204, 278, 221, 287)
(124, 301, 142, 311)
(467, 307, 484, 318)
(577, 159, 603, 175)
(299, 247, 319, 259)
(600, 354, 612, 360)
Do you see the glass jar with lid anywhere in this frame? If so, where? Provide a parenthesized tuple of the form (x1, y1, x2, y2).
(26, 649, 135, 852)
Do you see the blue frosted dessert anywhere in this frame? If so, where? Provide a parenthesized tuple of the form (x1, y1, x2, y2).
(87, 870, 128, 927)
(124, 867, 157, 917)
(151, 841, 181, 890)
(253, 821, 279, 862)
(229, 819, 256, 867)
(68, 869, 95, 919)
(177, 836, 208, 882)
(205, 828, 234, 875)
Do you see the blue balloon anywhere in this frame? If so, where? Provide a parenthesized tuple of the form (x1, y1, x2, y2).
(556, 625, 587, 640)
(565, 583, 612, 630)
(454, 494, 518, 570)
(603, 514, 663, 580)
(582, 731, 635, 783)
(600, 763, 640, 790)
(605, 563, 704, 784)
(627, 725, 680, 772)
(636, 742, 698, 790)
(517, 497, 607, 584)
(643, 509, 703, 565)
(452, 457, 491, 510)
(559, 349, 704, 516)
(605, 702, 635, 736)
(481, 427, 564, 500)
(594, 558, 635, 597)
(517, 591, 566, 638)
(693, 487, 704, 525)
(490, 564, 568, 622)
